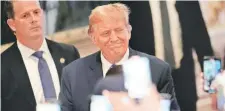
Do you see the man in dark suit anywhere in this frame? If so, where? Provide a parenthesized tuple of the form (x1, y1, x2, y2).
(59, 3, 179, 111)
(173, 2, 214, 111)
(1, 1, 80, 111)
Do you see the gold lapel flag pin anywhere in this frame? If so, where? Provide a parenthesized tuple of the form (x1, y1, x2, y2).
(60, 58, 65, 64)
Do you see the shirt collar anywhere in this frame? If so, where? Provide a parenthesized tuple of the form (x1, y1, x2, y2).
(17, 39, 49, 58)
(101, 48, 129, 68)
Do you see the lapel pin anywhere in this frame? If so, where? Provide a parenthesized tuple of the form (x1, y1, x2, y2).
(60, 57, 65, 64)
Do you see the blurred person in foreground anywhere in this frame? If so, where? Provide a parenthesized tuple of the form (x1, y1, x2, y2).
(59, 3, 179, 111)
(1, 1, 80, 111)
(92, 56, 180, 111)
(102, 85, 161, 111)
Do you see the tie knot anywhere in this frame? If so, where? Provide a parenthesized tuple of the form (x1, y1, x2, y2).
(110, 64, 116, 68)
(32, 51, 44, 59)
(106, 64, 123, 76)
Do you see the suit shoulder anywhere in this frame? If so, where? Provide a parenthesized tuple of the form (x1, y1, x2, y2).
(1, 43, 15, 61)
(1, 44, 16, 74)
(47, 39, 80, 61)
(64, 51, 98, 70)
(48, 40, 76, 52)
(137, 51, 170, 68)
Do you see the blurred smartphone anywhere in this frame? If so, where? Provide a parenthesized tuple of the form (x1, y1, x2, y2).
(123, 56, 152, 99)
(203, 56, 222, 93)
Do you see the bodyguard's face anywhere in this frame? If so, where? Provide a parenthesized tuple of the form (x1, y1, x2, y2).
(7, 1, 43, 40)
(92, 15, 131, 62)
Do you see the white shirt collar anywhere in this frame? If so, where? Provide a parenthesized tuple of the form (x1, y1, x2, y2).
(17, 39, 50, 58)
(101, 48, 129, 76)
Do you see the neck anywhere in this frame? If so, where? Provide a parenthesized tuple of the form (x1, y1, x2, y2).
(103, 52, 125, 64)
(106, 56, 122, 64)
(17, 36, 44, 51)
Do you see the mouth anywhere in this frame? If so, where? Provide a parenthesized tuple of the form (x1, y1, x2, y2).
(30, 26, 41, 30)
(109, 44, 123, 48)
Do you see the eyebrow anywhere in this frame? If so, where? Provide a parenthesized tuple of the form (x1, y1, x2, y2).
(19, 8, 41, 15)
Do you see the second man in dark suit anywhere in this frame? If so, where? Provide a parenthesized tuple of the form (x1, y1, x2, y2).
(1, 1, 80, 111)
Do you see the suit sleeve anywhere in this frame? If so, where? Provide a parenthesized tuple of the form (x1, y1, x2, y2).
(59, 68, 73, 111)
(158, 64, 180, 110)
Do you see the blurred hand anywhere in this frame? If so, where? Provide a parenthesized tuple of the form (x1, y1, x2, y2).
(200, 70, 225, 110)
(138, 85, 161, 111)
(103, 85, 160, 111)
(200, 70, 225, 92)
(211, 70, 225, 90)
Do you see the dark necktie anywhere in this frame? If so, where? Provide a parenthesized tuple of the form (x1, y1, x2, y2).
(32, 51, 57, 101)
(106, 64, 123, 76)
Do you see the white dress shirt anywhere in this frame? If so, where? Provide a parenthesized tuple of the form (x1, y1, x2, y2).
(101, 48, 129, 77)
(17, 39, 60, 103)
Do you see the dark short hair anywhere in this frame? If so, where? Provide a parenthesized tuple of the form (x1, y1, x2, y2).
(4, 1, 14, 19)
(4, 1, 43, 19)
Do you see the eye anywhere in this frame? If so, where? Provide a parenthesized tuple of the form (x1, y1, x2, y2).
(22, 13, 29, 18)
(34, 10, 40, 15)
(101, 31, 110, 37)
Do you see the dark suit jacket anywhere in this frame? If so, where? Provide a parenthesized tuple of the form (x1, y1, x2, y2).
(1, 39, 80, 111)
(59, 48, 179, 111)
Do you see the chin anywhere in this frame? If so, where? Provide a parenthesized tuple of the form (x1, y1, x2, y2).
(30, 34, 43, 39)
(112, 48, 125, 55)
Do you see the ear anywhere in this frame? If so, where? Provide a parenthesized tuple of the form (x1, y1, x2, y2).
(88, 27, 96, 44)
(127, 25, 132, 40)
(128, 25, 132, 32)
(7, 19, 16, 32)
(89, 33, 97, 45)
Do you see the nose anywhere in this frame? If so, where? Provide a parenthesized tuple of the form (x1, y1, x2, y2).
(110, 31, 118, 42)
(30, 13, 38, 24)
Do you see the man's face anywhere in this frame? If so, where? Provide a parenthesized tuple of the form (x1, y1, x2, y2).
(7, 1, 43, 41)
(92, 14, 131, 61)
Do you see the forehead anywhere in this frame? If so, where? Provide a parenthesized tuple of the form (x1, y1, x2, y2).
(95, 15, 126, 29)
(12, 1, 41, 15)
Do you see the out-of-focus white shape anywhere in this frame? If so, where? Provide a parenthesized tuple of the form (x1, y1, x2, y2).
(90, 95, 112, 111)
(36, 103, 60, 111)
(123, 57, 151, 99)
(160, 99, 171, 111)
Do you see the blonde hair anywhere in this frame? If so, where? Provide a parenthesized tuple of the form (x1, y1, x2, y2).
(88, 3, 131, 35)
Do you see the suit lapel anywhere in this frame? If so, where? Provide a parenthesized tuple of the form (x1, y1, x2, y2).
(46, 39, 63, 81)
(10, 43, 36, 107)
(86, 48, 137, 92)
(87, 52, 103, 92)
(129, 48, 138, 58)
